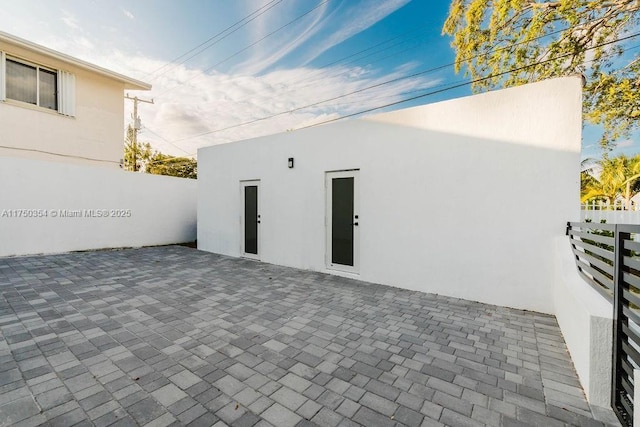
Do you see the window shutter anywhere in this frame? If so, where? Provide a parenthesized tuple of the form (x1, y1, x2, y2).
(0, 51, 5, 102)
(57, 70, 76, 116)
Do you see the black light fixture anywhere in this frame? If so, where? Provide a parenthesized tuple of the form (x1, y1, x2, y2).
(288, 157, 294, 169)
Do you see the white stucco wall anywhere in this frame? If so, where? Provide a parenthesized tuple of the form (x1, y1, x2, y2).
(0, 40, 132, 168)
(582, 209, 640, 224)
(553, 237, 613, 406)
(0, 157, 196, 257)
(198, 76, 582, 314)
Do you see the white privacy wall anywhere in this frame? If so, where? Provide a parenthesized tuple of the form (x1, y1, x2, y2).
(581, 210, 640, 224)
(198, 76, 583, 314)
(553, 237, 613, 406)
(0, 157, 196, 257)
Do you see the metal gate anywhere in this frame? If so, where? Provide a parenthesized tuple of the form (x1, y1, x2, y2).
(567, 222, 640, 426)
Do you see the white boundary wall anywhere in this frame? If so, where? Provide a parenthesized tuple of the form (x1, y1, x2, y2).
(582, 210, 640, 224)
(553, 237, 613, 406)
(198, 77, 582, 314)
(0, 157, 196, 257)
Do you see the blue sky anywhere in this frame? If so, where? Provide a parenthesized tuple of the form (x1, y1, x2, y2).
(0, 0, 634, 159)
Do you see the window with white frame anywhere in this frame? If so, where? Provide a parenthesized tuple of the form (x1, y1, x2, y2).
(0, 52, 76, 116)
(6, 58, 57, 110)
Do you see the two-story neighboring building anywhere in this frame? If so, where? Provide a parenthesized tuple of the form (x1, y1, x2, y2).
(0, 32, 151, 168)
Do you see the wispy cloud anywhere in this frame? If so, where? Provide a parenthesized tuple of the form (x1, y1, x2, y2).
(233, 0, 410, 75)
(233, 1, 330, 75)
(299, 0, 412, 66)
(109, 53, 440, 157)
(1, 1, 435, 159)
(61, 10, 80, 31)
(122, 9, 135, 20)
(617, 139, 634, 148)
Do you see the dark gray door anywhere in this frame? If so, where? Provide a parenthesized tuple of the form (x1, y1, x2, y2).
(326, 170, 359, 272)
(331, 177, 354, 266)
(242, 181, 260, 258)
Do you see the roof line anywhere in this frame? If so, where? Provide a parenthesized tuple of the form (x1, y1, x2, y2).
(0, 31, 151, 91)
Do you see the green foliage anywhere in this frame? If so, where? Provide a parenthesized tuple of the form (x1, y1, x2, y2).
(123, 125, 153, 172)
(442, 0, 640, 149)
(123, 125, 197, 179)
(581, 154, 640, 206)
(146, 154, 197, 179)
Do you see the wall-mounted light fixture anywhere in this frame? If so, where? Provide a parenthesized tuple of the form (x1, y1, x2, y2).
(288, 157, 294, 169)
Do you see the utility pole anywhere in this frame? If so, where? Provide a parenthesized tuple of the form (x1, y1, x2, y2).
(124, 94, 154, 171)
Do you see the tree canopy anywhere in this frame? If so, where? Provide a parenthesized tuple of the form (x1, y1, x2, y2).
(581, 154, 640, 207)
(442, 0, 640, 149)
(123, 125, 197, 179)
(146, 154, 197, 180)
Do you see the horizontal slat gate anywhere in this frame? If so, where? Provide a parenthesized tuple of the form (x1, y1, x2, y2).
(567, 222, 640, 427)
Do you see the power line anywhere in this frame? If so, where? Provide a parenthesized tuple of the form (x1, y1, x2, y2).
(146, 0, 285, 80)
(172, 29, 640, 142)
(281, 22, 435, 89)
(185, 13, 626, 137)
(156, 0, 331, 98)
(314, 41, 640, 115)
(297, 33, 640, 130)
(224, 10, 640, 112)
(140, 126, 193, 156)
(145, 40, 640, 159)
(284, 33, 432, 94)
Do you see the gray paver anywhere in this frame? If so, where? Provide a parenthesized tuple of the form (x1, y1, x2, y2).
(176, 402, 207, 424)
(298, 398, 323, 419)
(152, 383, 188, 407)
(352, 406, 395, 427)
(271, 385, 307, 411)
(34, 386, 73, 410)
(49, 407, 88, 426)
(126, 397, 166, 425)
(261, 402, 302, 427)
(0, 396, 40, 425)
(312, 407, 344, 426)
(360, 391, 397, 417)
(0, 246, 620, 427)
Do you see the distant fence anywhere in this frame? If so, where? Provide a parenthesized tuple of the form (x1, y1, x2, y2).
(0, 157, 197, 257)
(581, 207, 640, 225)
(583, 201, 640, 211)
(567, 222, 640, 426)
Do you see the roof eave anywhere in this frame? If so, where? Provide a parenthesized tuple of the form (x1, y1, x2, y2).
(0, 31, 151, 91)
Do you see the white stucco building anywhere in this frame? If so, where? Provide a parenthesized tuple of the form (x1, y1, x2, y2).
(198, 76, 582, 314)
(0, 32, 150, 168)
(198, 76, 620, 407)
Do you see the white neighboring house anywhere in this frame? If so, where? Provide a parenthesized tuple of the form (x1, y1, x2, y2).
(0, 32, 150, 168)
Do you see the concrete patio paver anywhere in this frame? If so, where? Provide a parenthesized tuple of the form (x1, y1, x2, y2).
(0, 246, 621, 426)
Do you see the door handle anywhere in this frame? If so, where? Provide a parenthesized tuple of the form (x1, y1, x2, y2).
(353, 222, 358, 226)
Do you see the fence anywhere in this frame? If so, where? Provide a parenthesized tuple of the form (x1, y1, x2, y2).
(582, 201, 640, 211)
(567, 222, 640, 426)
(581, 210, 640, 225)
(0, 156, 197, 257)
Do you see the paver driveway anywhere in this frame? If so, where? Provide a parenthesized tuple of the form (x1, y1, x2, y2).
(0, 246, 620, 426)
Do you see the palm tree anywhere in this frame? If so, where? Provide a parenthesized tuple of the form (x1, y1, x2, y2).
(581, 158, 599, 200)
(581, 154, 640, 209)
